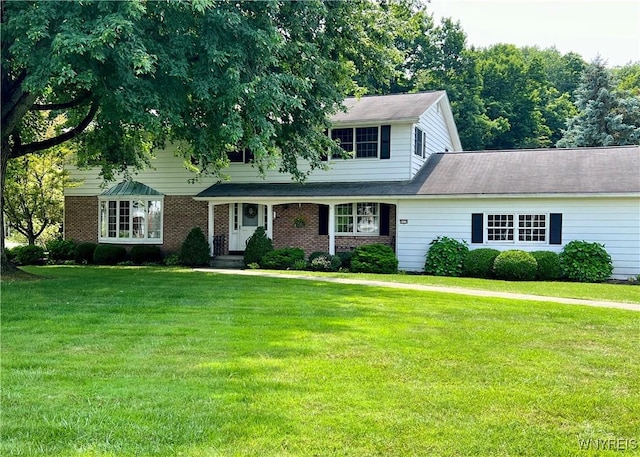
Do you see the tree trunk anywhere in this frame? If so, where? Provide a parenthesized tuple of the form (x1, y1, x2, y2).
(1, 145, 16, 272)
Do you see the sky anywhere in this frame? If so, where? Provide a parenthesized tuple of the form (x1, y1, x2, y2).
(427, 0, 640, 67)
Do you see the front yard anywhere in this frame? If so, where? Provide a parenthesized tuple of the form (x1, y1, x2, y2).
(2, 266, 639, 456)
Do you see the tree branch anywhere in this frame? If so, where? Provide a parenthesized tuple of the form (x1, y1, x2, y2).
(11, 101, 99, 158)
(31, 91, 92, 111)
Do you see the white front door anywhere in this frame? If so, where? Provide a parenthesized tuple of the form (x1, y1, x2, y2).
(234, 203, 264, 251)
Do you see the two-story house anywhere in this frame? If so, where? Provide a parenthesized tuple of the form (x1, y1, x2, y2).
(64, 91, 640, 278)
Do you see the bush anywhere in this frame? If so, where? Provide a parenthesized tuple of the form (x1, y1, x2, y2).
(309, 253, 342, 272)
(351, 244, 398, 274)
(462, 248, 500, 278)
(46, 238, 77, 261)
(336, 251, 353, 270)
(243, 227, 274, 266)
(424, 236, 469, 277)
(164, 253, 182, 266)
(531, 251, 561, 281)
(180, 227, 210, 266)
(12, 245, 45, 265)
(493, 250, 537, 281)
(559, 240, 613, 283)
(5, 247, 17, 263)
(261, 247, 305, 270)
(93, 244, 128, 265)
(130, 245, 163, 265)
(309, 251, 329, 263)
(75, 242, 98, 264)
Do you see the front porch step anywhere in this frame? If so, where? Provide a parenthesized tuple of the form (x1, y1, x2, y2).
(210, 255, 245, 269)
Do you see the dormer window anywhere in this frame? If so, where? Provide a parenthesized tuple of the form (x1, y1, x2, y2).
(330, 125, 390, 160)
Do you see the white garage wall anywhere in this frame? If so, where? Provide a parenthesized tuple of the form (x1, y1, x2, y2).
(397, 196, 640, 279)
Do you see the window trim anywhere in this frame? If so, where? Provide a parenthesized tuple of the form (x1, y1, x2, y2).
(414, 126, 426, 158)
(335, 202, 380, 236)
(98, 196, 164, 244)
(485, 212, 548, 244)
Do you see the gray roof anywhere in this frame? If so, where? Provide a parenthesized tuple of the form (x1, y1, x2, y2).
(196, 146, 640, 199)
(101, 180, 162, 196)
(331, 91, 446, 124)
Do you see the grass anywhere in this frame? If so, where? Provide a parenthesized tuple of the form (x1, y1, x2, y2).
(2, 266, 639, 456)
(262, 270, 640, 304)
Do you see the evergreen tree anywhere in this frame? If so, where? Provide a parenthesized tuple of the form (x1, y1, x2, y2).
(557, 58, 640, 147)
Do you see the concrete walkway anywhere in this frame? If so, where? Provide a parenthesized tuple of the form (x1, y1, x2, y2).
(195, 268, 640, 312)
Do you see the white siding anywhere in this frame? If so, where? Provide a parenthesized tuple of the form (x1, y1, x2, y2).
(66, 124, 417, 196)
(396, 197, 640, 279)
(411, 101, 457, 177)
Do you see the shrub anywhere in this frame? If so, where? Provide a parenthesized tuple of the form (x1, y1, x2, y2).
(336, 251, 353, 270)
(424, 236, 469, 277)
(130, 245, 163, 265)
(309, 253, 342, 272)
(46, 238, 77, 261)
(5, 247, 17, 263)
(180, 227, 210, 266)
(309, 251, 329, 263)
(351, 244, 398, 274)
(13, 245, 45, 265)
(93, 244, 128, 265)
(164, 253, 182, 266)
(559, 240, 613, 283)
(261, 247, 305, 270)
(75, 242, 98, 264)
(292, 259, 309, 271)
(493, 250, 537, 281)
(531, 251, 561, 281)
(243, 227, 273, 266)
(462, 248, 500, 278)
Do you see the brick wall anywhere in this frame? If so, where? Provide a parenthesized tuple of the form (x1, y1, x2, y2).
(162, 196, 208, 253)
(272, 203, 329, 254)
(65, 196, 98, 243)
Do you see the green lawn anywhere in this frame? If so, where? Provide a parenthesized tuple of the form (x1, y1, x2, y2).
(2, 266, 639, 456)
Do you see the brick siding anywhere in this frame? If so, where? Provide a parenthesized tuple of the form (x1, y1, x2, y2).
(64, 196, 98, 243)
(162, 196, 208, 253)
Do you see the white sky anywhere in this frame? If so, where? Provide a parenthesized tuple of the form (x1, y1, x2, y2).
(427, 0, 640, 67)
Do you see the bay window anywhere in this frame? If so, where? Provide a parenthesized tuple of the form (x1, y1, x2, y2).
(100, 197, 163, 242)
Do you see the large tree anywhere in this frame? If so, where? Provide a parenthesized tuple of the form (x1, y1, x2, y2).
(1, 0, 401, 268)
(557, 58, 640, 147)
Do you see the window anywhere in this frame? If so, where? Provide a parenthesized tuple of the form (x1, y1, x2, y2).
(414, 127, 426, 157)
(227, 149, 253, 163)
(335, 203, 379, 235)
(100, 198, 163, 242)
(331, 127, 379, 158)
(486, 213, 546, 243)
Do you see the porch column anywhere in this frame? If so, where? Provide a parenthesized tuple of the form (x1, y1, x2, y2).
(266, 204, 273, 240)
(208, 202, 215, 256)
(328, 203, 335, 255)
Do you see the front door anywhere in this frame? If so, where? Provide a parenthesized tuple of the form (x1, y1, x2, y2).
(236, 203, 264, 251)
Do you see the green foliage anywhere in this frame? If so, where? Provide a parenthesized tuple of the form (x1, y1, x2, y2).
(11, 245, 45, 265)
(424, 236, 469, 277)
(45, 238, 77, 261)
(292, 259, 309, 271)
(559, 240, 613, 283)
(261, 248, 305, 270)
(557, 57, 640, 147)
(243, 227, 273, 266)
(74, 242, 97, 264)
(130, 245, 163, 265)
(493, 250, 538, 281)
(462, 248, 500, 278)
(351, 244, 398, 274)
(309, 253, 342, 272)
(336, 251, 353, 270)
(93, 245, 128, 266)
(531, 251, 562, 281)
(164, 253, 182, 266)
(180, 227, 210, 267)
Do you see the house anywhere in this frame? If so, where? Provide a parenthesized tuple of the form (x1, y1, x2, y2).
(64, 91, 640, 279)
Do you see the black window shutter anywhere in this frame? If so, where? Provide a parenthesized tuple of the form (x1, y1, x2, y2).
(244, 149, 254, 163)
(549, 213, 562, 245)
(318, 205, 329, 235)
(471, 213, 483, 243)
(380, 125, 391, 159)
(380, 204, 390, 236)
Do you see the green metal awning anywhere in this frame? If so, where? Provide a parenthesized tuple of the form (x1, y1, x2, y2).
(101, 181, 162, 196)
